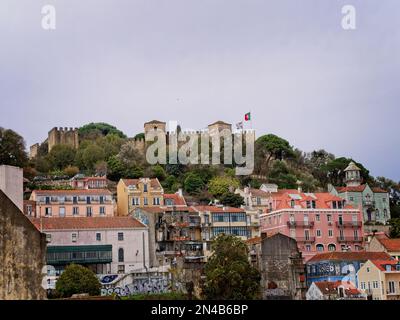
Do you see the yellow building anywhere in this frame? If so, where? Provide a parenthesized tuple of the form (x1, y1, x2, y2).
(357, 259, 400, 300)
(117, 178, 163, 216)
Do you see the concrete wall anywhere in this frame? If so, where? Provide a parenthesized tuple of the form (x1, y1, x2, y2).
(0, 165, 23, 211)
(0, 190, 47, 300)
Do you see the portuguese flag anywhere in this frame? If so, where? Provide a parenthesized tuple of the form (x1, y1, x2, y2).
(244, 112, 251, 121)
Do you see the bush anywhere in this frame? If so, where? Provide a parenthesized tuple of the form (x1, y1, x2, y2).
(55, 264, 101, 298)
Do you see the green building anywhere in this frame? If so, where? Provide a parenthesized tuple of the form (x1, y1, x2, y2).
(329, 162, 390, 225)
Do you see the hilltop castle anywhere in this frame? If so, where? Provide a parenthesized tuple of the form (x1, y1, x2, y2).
(29, 120, 247, 159)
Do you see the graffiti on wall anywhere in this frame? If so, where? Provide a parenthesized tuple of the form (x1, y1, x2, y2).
(101, 275, 175, 297)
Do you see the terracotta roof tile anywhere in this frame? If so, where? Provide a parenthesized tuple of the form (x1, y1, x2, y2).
(370, 260, 399, 271)
(191, 205, 245, 213)
(121, 178, 162, 189)
(308, 251, 391, 263)
(32, 189, 112, 196)
(30, 216, 146, 230)
(378, 238, 400, 252)
(164, 193, 187, 206)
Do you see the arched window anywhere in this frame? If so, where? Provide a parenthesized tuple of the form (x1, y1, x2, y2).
(316, 244, 324, 252)
(118, 248, 124, 262)
(328, 244, 336, 252)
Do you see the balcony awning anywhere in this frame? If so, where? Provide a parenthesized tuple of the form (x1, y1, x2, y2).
(47, 245, 112, 265)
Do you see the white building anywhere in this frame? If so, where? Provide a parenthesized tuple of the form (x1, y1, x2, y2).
(0, 165, 23, 211)
(31, 216, 150, 275)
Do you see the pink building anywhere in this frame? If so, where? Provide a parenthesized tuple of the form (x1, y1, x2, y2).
(29, 189, 114, 218)
(260, 189, 364, 262)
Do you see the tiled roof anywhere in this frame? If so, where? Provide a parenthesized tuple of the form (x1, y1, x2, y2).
(191, 205, 245, 213)
(308, 251, 391, 263)
(164, 193, 187, 206)
(135, 206, 197, 214)
(378, 238, 400, 252)
(208, 120, 231, 126)
(121, 178, 162, 189)
(314, 280, 361, 295)
(370, 260, 399, 272)
(249, 188, 269, 197)
(269, 189, 354, 210)
(30, 216, 146, 230)
(336, 185, 387, 194)
(32, 189, 112, 196)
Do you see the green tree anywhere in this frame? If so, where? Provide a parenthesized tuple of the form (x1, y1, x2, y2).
(147, 165, 166, 181)
(79, 122, 126, 139)
(203, 234, 261, 300)
(55, 264, 101, 298)
(184, 173, 205, 195)
(82, 144, 106, 171)
(255, 134, 294, 176)
(63, 165, 80, 177)
(162, 175, 181, 193)
(0, 127, 28, 167)
(46, 145, 76, 170)
(219, 192, 245, 208)
(322, 157, 371, 186)
(208, 176, 240, 198)
(389, 218, 400, 238)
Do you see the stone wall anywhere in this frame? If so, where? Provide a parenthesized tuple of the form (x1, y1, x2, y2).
(0, 190, 47, 300)
(48, 127, 79, 152)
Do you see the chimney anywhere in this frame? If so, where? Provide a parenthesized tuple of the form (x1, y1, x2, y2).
(177, 188, 183, 197)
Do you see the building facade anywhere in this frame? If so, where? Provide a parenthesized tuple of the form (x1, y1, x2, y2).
(69, 175, 108, 189)
(31, 216, 149, 275)
(260, 189, 364, 261)
(329, 161, 391, 225)
(117, 178, 163, 216)
(29, 189, 114, 218)
(0, 165, 23, 211)
(367, 236, 400, 260)
(306, 251, 392, 287)
(357, 259, 400, 300)
(260, 233, 306, 300)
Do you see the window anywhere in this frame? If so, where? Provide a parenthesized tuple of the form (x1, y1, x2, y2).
(132, 197, 139, 206)
(373, 281, 379, 289)
(73, 207, 79, 216)
(316, 230, 321, 237)
(71, 233, 78, 243)
(46, 233, 52, 243)
(290, 200, 295, 208)
(311, 200, 316, 209)
(328, 244, 336, 252)
(86, 207, 92, 217)
(118, 232, 124, 241)
(349, 196, 354, 201)
(59, 207, 65, 217)
(99, 196, 104, 204)
(316, 244, 324, 252)
(327, 215, 332, 222)
(388, 281, 395, 294)
(26, 205, 32, 216)
(96, 233, 101, 241)
(118, 248, 124, 262)
(118, 265, 125, 274)
(305, 245, 311, 252)
(144, 197, 148, 206)
(143, 184, 148, 192)
(328, 229, 333, 237)
(86, 196, 91, 204)
(316, 214, 320, 222)
(256, 197, 261, 205)
(361, 282, 366, 290)
(99, 206, 105, 216)
(153, 197, 160, 205)
(45, 207, 52, 216)
(332, 201, 337, 209)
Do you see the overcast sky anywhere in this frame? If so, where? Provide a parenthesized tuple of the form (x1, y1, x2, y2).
(1, 0, 399, 180)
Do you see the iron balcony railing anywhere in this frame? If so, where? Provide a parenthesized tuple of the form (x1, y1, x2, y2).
(337, 237, 362, 243)
(287, 221, 315, 228)
(336, 221, 362, 228)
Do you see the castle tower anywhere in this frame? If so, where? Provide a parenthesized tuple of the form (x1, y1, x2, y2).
(48, 127, 79, 152)
(144, 120, 166, 135)
(344, 161, 362, 187)
(207, 121, 232, 134)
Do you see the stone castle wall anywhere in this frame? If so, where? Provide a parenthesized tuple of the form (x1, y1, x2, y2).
(48, 127, 79, 152)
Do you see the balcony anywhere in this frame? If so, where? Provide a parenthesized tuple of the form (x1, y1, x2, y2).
(363, 200, 375, 207)
(337, 237, 362, 243)
(336, 221, 362, 228)
(296, 237, 316, 243)
(47, 245, 112, 265)
(287, 221, 315, 228)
